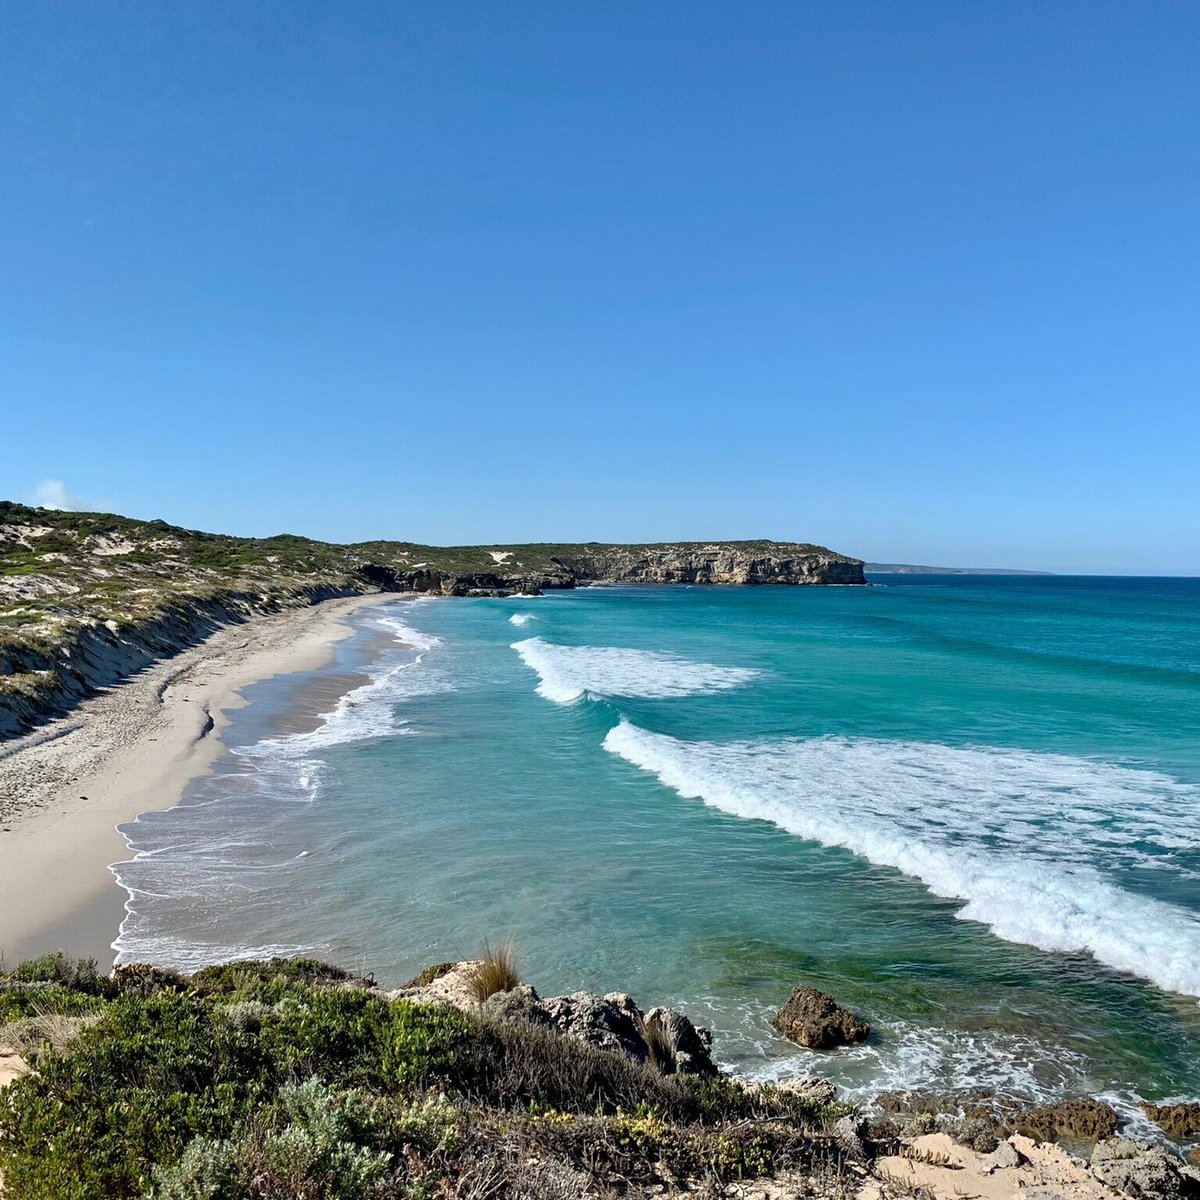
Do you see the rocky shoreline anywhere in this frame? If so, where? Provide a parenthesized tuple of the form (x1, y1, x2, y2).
(407, 964, 1200, 1179)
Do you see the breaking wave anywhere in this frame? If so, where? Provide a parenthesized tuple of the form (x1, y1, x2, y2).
(509, 613, 537, 627)
(511, 637, 761, 703)
(603, 720, 1200, 999)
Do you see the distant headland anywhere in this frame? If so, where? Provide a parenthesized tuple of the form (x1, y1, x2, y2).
(865, 562, 1053, 575)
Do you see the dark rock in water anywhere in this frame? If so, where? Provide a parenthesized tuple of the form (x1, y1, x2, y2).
(1092, 1137, 1200, 1199)
(1014, 1097, 1119, 1144)
(1142, 1103, 1200, 1140)
(773, 986, 869, 1049)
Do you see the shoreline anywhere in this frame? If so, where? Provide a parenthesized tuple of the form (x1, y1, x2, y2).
(0, 593, 396, 968)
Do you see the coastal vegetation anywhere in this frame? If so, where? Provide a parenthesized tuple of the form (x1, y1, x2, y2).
(467, 941, 522, 1004)
(0, 953, 852, 1200)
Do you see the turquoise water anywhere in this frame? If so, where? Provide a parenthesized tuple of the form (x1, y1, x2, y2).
(115, 577, 1200, 1115)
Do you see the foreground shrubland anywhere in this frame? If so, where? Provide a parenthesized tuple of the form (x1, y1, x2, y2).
(0, 954, 852, 1200)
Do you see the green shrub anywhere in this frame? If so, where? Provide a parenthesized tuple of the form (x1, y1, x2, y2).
(148, 1137, 239, 1200)
(0, 991, 275, 1199)
(400, 962, 457, 989)
(0, 1009, 102, 1059)
(0, 951, 838, 1199)
(2, 951, 109, 995)
(149, 1080, 401, 1200)
(111, 962, 188, 998)
(193, 957, 362, 1001)
(380, 1000, 476, 1089)
(0, 982, 106, 1024)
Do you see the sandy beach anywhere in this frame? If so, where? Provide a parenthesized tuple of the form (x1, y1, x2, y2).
(0, 593, 394, 969)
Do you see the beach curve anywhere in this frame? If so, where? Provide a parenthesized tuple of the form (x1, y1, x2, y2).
(0, 593, 394, 967)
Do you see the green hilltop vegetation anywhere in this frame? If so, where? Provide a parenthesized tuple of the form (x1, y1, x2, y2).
(0, 500, 863, 737)
(0, 951, 852, 1200)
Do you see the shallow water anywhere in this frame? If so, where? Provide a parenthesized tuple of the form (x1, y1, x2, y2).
(114, 577, 1200, 1111)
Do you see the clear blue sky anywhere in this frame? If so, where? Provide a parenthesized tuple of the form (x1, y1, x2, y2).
(4, 2, 1197, 572)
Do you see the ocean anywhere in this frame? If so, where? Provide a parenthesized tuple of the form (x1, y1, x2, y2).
(113, 576, 1200, 1116)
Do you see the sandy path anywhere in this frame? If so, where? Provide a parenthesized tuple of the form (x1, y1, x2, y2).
(0, 593, 394, 968)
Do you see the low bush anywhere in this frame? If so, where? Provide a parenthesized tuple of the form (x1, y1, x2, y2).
(0, 991, 276, 1198)
(192, 957, 367, 1001)
(2, 950, 110, 995)
(400, 962, 457, 989)
(0, 954, 841, 1199)
(148, 1079, 410, 1200)
(0, 981, 106, 1024)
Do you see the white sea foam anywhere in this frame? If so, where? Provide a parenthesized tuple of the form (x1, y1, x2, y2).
(603, 721, 1200, 998)
(509, 612, 537, 627)
(739, 1017, 1094, 1103)
(113, 930, 320, 971)
(511, 637, 760, 703)
(250, 608, 448, 757)
(375, 613, 441, 653)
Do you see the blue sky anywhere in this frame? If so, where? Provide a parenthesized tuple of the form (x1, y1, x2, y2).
(3, 2, 1197, 572)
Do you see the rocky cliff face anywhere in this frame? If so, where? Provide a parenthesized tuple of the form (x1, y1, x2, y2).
(364, 543, 866, 595)
(560, 544, 866, 587)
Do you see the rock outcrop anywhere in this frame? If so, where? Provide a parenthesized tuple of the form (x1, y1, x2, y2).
(1091, 1138, 1200, 1199)
(1141, 1103, 1200, 1140)
(773, 985, 870, 1049)
(547, 543, 866, 588)
(492, 986, 716, 1076)
(390, 962, 716, 1076)
(362, 541, 866, 596)
(1015, 1097, 1120, 1144)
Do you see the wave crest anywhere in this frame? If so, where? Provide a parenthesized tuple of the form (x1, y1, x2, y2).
(512, 637, 760, 703)
(603, 720, 1200, 998)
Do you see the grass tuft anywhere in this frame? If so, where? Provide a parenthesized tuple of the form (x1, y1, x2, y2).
(469, 941, 521, 1004)
(639, 1013, 679, 1075)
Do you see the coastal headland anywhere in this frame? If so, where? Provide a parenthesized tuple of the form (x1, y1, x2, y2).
(0, 500, 864, 739)
(1, 504, 1199, 1196)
